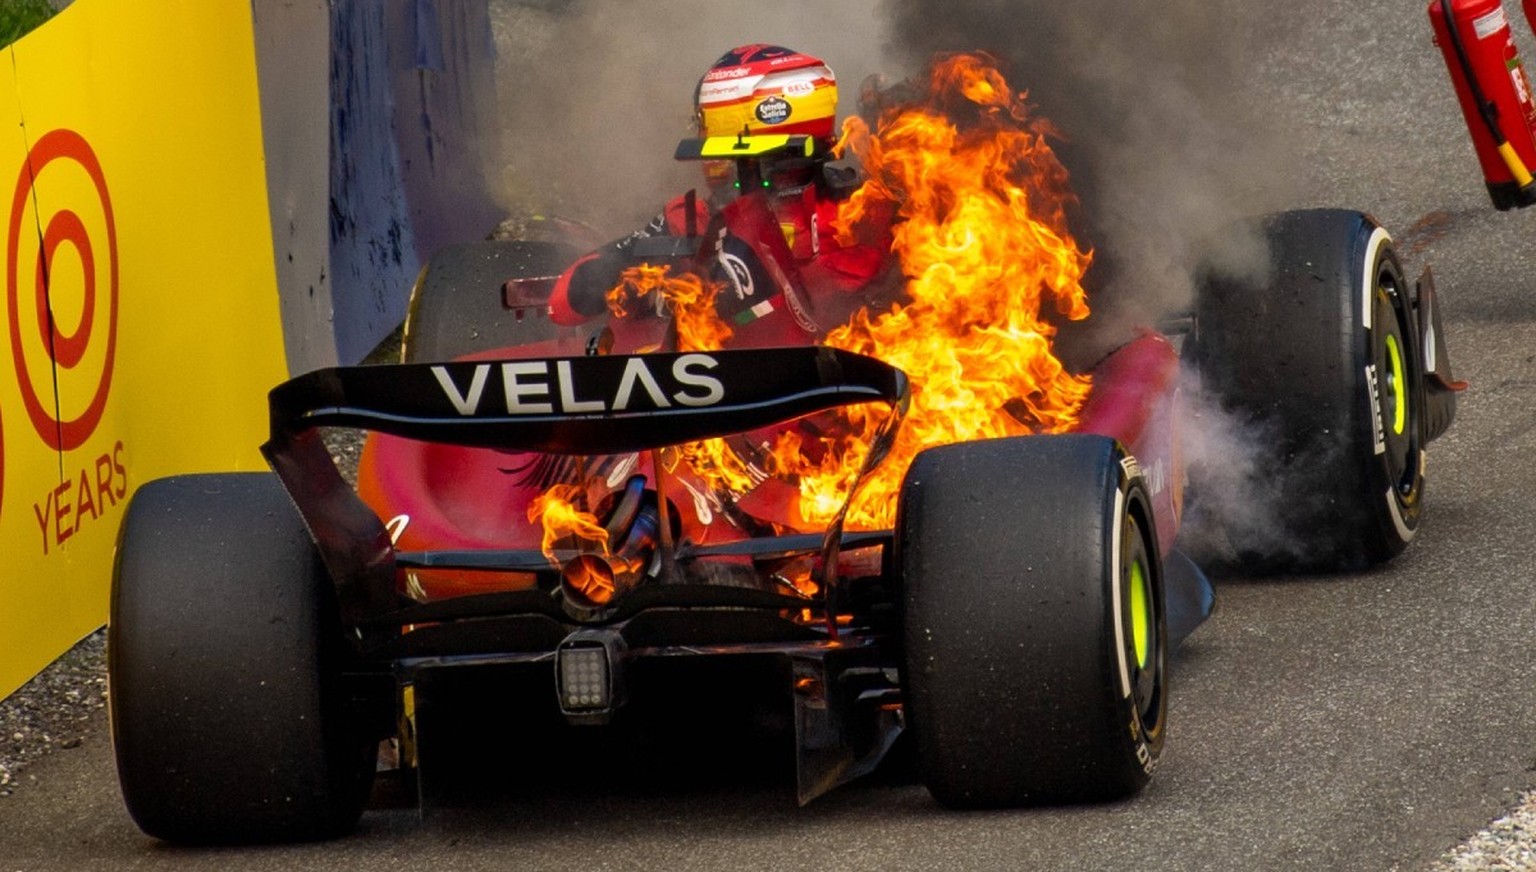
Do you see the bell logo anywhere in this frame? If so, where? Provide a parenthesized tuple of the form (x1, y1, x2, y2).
(7, 128, 119, 452)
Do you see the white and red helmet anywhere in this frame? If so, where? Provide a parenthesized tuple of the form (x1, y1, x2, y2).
(695, 44, 838, 145)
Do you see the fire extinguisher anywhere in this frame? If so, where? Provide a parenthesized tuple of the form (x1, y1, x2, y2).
(1429, 0, 1536, 209)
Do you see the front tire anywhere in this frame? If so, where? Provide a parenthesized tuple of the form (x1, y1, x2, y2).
(899, 435, 1166, 807)
(109, 473, 379, 844)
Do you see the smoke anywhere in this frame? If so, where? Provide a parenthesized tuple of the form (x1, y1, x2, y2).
(1175, 375, 1352, 573)
(484, 0, 1308, 570)
(486, 0, 894, 236)
(486, 0, 1292, 311)
(877, 0, 1316, 570)
(879, 0, 1292, 327)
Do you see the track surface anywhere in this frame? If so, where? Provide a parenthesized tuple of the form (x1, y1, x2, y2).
(4, 1, 1536, 869)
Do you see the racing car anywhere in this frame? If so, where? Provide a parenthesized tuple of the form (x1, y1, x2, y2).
(106, 134, 1460, 844)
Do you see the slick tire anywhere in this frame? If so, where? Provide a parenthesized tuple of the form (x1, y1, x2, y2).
(109, 473, 378, 844)
(899, 434, 1167, 807)
(403, 239, 578, 363)
(1187, 208, 1425, 571)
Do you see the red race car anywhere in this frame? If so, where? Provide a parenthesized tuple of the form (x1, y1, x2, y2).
(107, 133, 1460, 844)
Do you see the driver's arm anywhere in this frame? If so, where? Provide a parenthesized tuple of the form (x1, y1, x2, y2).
(547, 194, 712, 325)
(548, 247, 630, 325)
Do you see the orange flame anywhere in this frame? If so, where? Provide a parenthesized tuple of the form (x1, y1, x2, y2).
(606, 263, 733, 352)
(534, 52, 1093, 546)
(562, 553, 618, 606)
(605, 263, 764, 505)
(527, 483, 609, 558)
(778, 52, 1094, 528)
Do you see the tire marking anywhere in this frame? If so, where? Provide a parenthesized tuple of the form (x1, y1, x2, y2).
(1366, 363, 1386, 456)
(1359, 225, 1390, 332)
(1111, 486, 1131, 700)
(1361, 223, 1417, 544)
(1385, 488, 1416, 543)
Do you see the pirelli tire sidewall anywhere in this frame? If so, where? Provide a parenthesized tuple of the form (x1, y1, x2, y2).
(1358, 223, 1425, 559)
(898, 434, 1167, 808)
(1114, 461, 1168, 781)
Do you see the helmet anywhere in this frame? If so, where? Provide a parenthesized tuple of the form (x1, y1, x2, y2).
(695, 45, 838, 146)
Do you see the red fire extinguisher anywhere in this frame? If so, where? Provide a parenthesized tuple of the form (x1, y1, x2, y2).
(1429, 0, 1536, 209)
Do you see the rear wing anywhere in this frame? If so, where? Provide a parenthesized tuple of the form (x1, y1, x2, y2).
(266, 347, 905, 455)
(260, 347, 909, 636)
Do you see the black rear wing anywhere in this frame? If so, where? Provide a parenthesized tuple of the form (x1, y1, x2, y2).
(260, 347, 909, 637)
(266, 347, 906, 454)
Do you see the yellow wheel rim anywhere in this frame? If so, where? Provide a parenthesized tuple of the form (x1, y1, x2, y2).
(1129, 559, 1150, 670)
(1385, 333, 1406, 436)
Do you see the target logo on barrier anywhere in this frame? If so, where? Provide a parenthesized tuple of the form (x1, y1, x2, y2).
(7, 128, 118, 454)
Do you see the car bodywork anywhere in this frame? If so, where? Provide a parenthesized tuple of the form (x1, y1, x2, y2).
(265, 326, 1210, 805)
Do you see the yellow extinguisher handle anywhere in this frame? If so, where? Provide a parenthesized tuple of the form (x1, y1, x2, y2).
(1497, 141, 1536, 187)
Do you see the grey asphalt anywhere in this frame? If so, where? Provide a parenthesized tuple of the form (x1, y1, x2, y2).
(4, 0, 1536, 869)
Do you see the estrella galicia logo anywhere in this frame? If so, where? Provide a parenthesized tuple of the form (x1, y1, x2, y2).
(755, 96, 791, 125)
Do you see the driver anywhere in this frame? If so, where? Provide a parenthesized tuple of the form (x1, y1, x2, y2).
(545, 43, 897, 346)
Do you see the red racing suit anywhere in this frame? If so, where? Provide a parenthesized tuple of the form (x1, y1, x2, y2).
(547, 164, 898, 349)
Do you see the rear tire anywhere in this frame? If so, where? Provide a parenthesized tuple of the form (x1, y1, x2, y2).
(403, 239, 578, 362)
(109, 473, 379, 844)
(899, 435, 1166, 807)
(1186, 209, 1424, 571)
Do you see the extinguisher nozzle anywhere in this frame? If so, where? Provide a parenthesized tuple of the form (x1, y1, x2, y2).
(1485, 175, 1536, 210)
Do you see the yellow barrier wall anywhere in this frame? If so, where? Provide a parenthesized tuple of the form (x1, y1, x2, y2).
(0, 0, 290, 699)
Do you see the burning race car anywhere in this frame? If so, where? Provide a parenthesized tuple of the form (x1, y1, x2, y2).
(106, 55, 1460, 844)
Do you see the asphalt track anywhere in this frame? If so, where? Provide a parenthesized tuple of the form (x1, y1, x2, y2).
(5, 1, 1536, 869)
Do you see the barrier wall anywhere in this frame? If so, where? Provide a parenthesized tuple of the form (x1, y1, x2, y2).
(0, 0, 290, 699)
(264, 0, 504, 373)
(0, 0, 507, 700)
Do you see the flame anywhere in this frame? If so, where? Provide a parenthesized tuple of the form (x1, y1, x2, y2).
(527, 483, 609, 558)
(562, 553, 618, 606)
(528, 485, 647, 606)
(776, 52, 1094, 528)
(532, 52, 1094, 550)
(606, 262, 764, 506)
(606, 263, 733, 352)
(673, 439, 760, 495)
